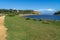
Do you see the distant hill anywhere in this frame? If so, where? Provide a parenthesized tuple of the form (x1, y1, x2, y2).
(0, 9, 40, 15)
(54, 11, 60, 15)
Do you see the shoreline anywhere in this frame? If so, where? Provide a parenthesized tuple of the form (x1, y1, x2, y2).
(18, 14, 40, 16)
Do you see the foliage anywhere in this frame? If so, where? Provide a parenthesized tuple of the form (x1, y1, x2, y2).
(0, 9, 35, 15)
(32, 18, 37, 21)
(38, 19, 42, 21)
(25, 18, 30, 20)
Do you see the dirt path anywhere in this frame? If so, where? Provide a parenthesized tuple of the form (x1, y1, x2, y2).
(0, 16, 7, 40)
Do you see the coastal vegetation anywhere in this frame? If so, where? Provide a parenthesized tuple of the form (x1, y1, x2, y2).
(5, 15, 60, 40)
(0, 9, 40, 16)
(0, 9, 60, 40)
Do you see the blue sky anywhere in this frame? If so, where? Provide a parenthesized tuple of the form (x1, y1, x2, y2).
(0, 0, 60, 11)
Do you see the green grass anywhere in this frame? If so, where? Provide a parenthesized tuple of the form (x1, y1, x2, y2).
(5, 15, 60, 40)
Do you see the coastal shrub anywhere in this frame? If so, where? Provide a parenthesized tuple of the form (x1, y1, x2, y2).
(32, 18, 37, 21)
(7, 14, 15, 17)
(38, 19, 42, 21)
(25, 18, 30, 20)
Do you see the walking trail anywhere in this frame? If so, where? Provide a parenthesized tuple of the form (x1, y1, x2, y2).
(0, 16, 7, 40)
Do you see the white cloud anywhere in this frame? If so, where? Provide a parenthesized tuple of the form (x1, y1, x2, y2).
(47, 9, 55, 11)
(35, 9, 56, 12)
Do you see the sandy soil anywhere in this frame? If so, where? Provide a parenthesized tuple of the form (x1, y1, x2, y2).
(0, 16, 7, 40)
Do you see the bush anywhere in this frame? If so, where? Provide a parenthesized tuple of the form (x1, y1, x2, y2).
(38, 19, 42, 21)
(26, 18, 30, 20)
(7, 14, 15, 17)
(32, 18, 37, 21)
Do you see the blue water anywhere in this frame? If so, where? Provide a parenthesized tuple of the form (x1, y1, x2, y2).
(25, 15, 60, 20)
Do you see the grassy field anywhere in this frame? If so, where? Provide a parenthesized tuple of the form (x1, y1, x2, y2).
(5, 15, 60, 40)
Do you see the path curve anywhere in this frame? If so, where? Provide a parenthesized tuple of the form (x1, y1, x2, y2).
(0, 16, 7, 40)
